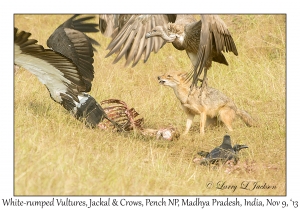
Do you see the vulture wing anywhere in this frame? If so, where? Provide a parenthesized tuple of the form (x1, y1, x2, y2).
(191, 15, 238, 88)
(14, 27, 84, 109)
(99, 14, 120, 38)
(47, 15, 100, 92)
(14, 26, 118, 129)
(103, 14, 177, 67)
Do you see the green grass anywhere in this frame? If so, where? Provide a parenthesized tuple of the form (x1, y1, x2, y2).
(14, 14, 286, 195)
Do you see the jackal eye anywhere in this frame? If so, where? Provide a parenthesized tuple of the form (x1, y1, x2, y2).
(167, 75, 171, 78)
(153, 30, 157, 32)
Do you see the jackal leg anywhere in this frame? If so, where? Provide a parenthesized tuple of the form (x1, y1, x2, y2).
(219, 107, 235, 131)
(183, 113, 195, 135)
(200, 112, 207, 135)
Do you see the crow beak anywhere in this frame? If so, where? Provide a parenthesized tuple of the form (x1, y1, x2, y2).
(238, 145, 248, 150)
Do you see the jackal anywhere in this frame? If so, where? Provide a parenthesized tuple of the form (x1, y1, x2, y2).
(158, 71, 256, 135)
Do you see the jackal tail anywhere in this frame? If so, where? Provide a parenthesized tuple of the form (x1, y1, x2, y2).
(236, 109, 257, 127)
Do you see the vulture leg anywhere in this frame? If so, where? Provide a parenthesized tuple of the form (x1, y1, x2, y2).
(198, 67, 208, 97)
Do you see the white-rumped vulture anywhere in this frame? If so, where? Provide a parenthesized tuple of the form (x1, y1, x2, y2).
(100, 14, 238, 89)
(14, 15, 120, 129)
(99, 14, 177, 67)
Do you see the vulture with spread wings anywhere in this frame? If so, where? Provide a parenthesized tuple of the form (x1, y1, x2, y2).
(100, 14, 238, 89)
(14, 15, 121, 129)
(99, 14, 177, 67)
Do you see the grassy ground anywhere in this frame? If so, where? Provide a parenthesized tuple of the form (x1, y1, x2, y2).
(14, 14, 286, 195)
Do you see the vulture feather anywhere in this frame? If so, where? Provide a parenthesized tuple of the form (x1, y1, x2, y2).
(101, 14, 238, 90)
(99, 14, 176, 67)
(190, 15, 238, 90)
(14, 15, 120, 129)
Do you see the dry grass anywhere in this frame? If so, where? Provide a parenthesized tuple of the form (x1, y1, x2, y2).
(14, 14, 286, 195)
